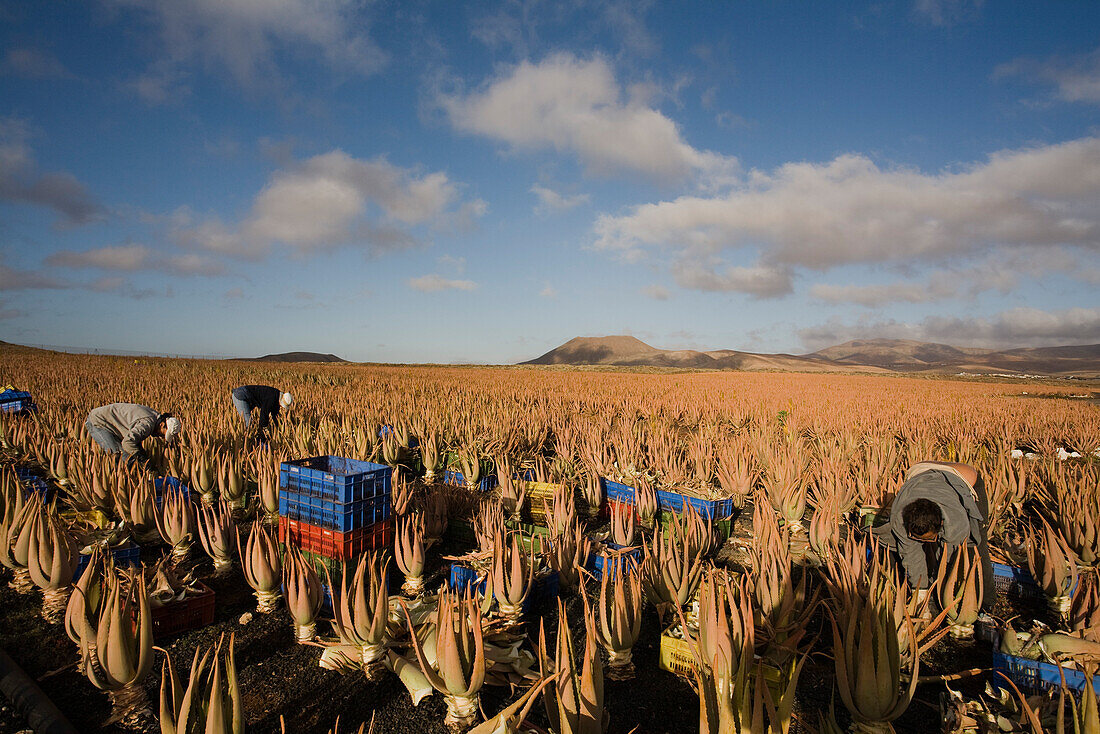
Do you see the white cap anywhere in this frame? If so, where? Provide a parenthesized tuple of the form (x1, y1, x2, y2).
(280, 392, 293, 408)
(164, 417, 181, 444)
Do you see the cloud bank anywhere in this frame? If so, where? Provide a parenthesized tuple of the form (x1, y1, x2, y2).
(594, 136, 1100, 297)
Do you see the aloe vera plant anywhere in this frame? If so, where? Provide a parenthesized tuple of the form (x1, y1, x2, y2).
(594, 555, 642, 680)
(1027, 518, 1080, 615)
(25, 493, 77, 622)
(490, 529, 534, 622)
(326, 552, 391, 678)
(238, 521, 282, 613)
(403, 589, 487, 730)
(540, 594, 608, 734)
(197, 500, 236, 576)
(156, 485, 195, 563)
(934, 544, 984, 638)
(496, 455, 526, 522)
(83, 568, 155, 727)
(159, 634, 243, 734)
(679, 568, 756, 732)
(829, 589, 919, 734)
(283, 546, 323, 642)
(397, 512, 427, 597)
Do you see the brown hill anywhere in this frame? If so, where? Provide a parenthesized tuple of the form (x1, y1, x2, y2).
(524, 336, 1099, 376)
(248, 352, 347, 363)
(813, 339, 1100, 375)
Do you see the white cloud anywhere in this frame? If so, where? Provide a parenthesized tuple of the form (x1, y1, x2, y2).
(996, 47, 1100, 105)
(641, 284, 670, 301)
(443, 53, 735, 182)
(539, 282, 557, 298)
(436, 254, 467, 273)
(672, 260, 793, 298)
(0, 48, 72, 79)
(0, 262, 69, 290)
(811, 280, 958, 307)
(0, 298, 27, 320)
(912, 0, 982, 26)
(111, 0, 387, 93)
(799, 307, 1100, 351)
(594, 136, 1100, 297)
(172, 150, 480, 259)
(0, 117, 103, 225)
(46, 244, 225, 276)
(407, 274, 478, 292)
(531, 184, 590, 215)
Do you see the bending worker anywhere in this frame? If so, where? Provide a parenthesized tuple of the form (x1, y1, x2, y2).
(872, 461, 995, 611)
(231, 385, 292, 440)
(85, 403, 181, 467)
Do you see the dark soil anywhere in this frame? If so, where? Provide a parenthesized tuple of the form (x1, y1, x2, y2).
(0, 505, 1038, 734)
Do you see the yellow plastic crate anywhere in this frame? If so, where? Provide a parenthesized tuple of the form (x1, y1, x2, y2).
(659, 626, 696, 677)
(659, 626, 783, 697)
(525, 480, 563, 524)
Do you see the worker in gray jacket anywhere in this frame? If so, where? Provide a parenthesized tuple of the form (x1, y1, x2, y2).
(871, 461, 995, 611)
(85, 403, 181, 467)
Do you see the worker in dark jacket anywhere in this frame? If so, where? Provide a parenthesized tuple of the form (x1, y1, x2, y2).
(86, 403, 181, 467)
(872, 461, 995, 611)
(231, 385, 292, 440)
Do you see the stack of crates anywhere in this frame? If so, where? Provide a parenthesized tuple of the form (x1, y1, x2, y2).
(0, 389, 36, 415)
(278, 456, 394, 567)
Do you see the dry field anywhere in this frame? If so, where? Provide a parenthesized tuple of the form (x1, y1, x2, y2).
(1, 344, 1098, 734)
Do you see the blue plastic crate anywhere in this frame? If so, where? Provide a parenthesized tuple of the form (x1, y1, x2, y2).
(154, 476, 196, 506)
(443, 469, 497, 492)
(599, 478, 734, 520)
(589, 544, 642, 581)
(993, 651, 1100, 696)
(448, 564, 558, 619)
(278, 489, 390, 532)
(656, 488, 735, 521)
(74, 543, 141, 582)
(601, 478, 635, 504)
(450, 563, 487, 595)
(281, 456, 391, 504)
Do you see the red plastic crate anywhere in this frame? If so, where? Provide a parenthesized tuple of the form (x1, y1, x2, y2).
(151, 582, 215, 639)
(607, 498, 641, 523)
(279, 516, 393, 560)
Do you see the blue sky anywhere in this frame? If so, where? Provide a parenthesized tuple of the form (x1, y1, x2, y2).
(1, 0, 1098, 363)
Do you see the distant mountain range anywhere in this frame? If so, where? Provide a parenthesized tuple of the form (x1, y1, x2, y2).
(246, 352, 347, 363)
(522, 336, 1100, 377)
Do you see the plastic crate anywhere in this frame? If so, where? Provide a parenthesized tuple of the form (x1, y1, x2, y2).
(279, 516, 393, 560)
(442, 519, 476, 549)
(15, 468, 52, 501)
(154, 476, 196, 507)
(0, 390, 32, 413)
(525, 481, 561, 524)
(659, 626, 782, 694)
(278, 489, 389, 532)
(991, 562, 1044, 603)
(992, 651, 1100, 696)
(443, 469, 496, 493)
(601, 478, 635, 504)
(281, 456, 392, 504)
(450, 563, 487, 595)
(589, 544, 642, 582)
(659, 626, 696, 677)
(74, 543, 141, 582)
(599, 478, 735, 520)
(656, 488, 736, 521)
(504, 519, 552, 552)
(448, 564, 558, 619)
(152, 582, 215, 639)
